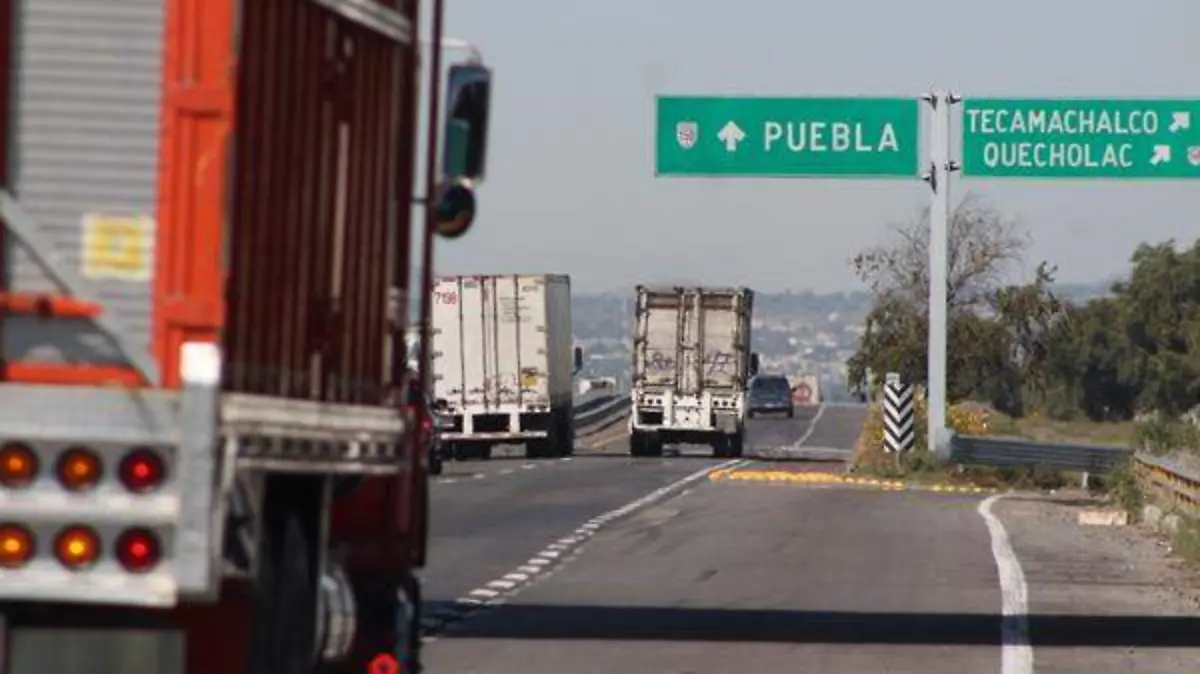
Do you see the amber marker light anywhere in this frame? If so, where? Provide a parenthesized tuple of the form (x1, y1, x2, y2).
(0, 523, 35, 569)
(54, 525, 101, 570)
(0, 442, 38, 488)
(56, 448, 102, 492)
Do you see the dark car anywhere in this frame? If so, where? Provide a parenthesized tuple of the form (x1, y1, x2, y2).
(748, 374, 795, 418)
(405, 376, 448, 475)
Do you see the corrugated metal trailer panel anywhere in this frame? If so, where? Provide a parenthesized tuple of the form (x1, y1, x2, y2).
(222, 0, 418, 404)
(2, 0, 165, 381)
(633, 285, 755, 393)
(0, 0, 419, 404)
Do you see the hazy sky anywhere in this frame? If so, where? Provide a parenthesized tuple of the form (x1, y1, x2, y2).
(431, 0, 1200, 294)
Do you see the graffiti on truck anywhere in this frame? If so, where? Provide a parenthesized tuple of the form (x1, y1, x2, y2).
(646, 350, 675, 371)
(701, 350, 734, 375)
(646, 350, 734, 375)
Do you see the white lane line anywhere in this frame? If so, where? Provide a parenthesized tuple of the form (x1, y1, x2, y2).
(499, 469, 514, 475)
(978, 494, 1034, 674)
(790, 403, 827, 449)
(428, 457, 750, 636)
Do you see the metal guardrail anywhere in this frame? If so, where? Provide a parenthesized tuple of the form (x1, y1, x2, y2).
(950, 434, 1200, 519)
(949, 434, 1133, 474)
(573, 395, 628, 431)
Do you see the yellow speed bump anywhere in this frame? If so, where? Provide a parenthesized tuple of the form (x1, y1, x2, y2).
(708, 468, 995, 494)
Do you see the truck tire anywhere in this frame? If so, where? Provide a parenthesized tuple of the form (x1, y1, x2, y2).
(559, 408, 576, 457)
(248, 507, 318, 674)
(345, 571, 423, 674)
(629, 430, 649, 457)
(712, 435, 730, 458)
(730, 431, 745, 458)
(631, 431, 664, 458)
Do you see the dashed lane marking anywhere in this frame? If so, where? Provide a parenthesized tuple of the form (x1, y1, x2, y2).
(421, 457, 750, 637)
(433, 454, 576, 485)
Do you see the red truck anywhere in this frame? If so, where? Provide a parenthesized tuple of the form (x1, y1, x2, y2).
(0, 0, 488, 672)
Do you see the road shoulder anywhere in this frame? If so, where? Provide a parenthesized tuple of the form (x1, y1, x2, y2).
(994, 492, 1200, 674)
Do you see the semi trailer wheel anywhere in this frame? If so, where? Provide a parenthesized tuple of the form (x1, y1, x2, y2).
(248, 508, 318, 674)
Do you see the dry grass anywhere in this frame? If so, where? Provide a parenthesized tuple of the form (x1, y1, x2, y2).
(985, 411, 1135, 447)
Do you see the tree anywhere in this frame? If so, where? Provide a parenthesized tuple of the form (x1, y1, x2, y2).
(851, 192, 1028, 316)
(847, 193, 1044, 405)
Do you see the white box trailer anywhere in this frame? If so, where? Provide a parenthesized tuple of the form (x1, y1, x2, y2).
(431, 274, 582, 458)
(629, 285, 758, 458)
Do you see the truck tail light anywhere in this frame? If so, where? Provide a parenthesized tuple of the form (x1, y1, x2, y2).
(0, 442, 38, 488)
(407, 404, 432, 436)
(55, 525, 100, 570)
(56, 448, 102, 492)
(116, 528, 161, 573)
(119, 449, 165, 493)
(0, 523, 35, 569)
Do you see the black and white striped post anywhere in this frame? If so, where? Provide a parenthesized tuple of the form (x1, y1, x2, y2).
(882, 372, 915, 453)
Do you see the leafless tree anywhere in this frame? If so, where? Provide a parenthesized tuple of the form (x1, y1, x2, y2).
(851, 192, 1030, 316)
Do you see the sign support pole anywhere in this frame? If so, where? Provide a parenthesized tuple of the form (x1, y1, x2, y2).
(922, 90, 959, 459)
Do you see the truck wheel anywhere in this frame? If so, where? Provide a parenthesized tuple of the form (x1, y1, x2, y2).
(345, 571, 422, 674)
(647, 434, 665, 457)
(248, 508, 318, 674)
(629, 430, 649, 457)
(559, 409, 576, 457)
(712, 435, 732, 459)
(730, 431, 745, 458)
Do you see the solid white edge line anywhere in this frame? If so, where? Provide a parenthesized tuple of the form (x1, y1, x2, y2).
(791, 403, 827, 448)
(978, 493, 1034, 674)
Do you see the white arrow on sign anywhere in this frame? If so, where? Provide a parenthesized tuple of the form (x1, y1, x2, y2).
(1169, 111, 1191, 133)
(717, 121, 745, 152)
(1151, 145, 1172, 165)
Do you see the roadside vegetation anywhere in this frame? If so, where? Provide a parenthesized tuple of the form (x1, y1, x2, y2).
(845, 194, 1200, 568)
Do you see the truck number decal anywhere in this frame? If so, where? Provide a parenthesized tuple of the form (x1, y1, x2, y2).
(435, 291, 458, 305)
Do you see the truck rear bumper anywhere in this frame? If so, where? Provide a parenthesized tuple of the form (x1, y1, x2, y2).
(439, 405, 558, 442)
(439, 430, 549, 442)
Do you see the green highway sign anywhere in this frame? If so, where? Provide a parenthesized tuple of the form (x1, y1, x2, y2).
(655, 96, 920, 178)
(962, 99, 1200, 179)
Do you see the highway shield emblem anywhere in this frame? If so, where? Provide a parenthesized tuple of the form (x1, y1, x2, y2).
(676, 121, 698, 149)
(1188, 146, 1200, 166)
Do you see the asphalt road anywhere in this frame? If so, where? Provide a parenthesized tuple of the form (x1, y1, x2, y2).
(421, 404, 856, 631)
(422, 402, 1200, 673)
(426, 476, 1006, 673)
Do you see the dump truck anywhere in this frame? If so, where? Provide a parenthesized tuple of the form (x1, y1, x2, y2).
(0, 0, 490, 672)
(430, 274, 583, 459)
(628, 285, 758, 458)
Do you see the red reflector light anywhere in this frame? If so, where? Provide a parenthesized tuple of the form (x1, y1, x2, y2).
(116, 528, 161, 573)
(119, 450, 165, 493)
(368, 653, 400, 674)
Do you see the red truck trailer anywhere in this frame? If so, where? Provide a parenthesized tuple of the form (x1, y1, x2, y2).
(0, 0, 489, 672)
